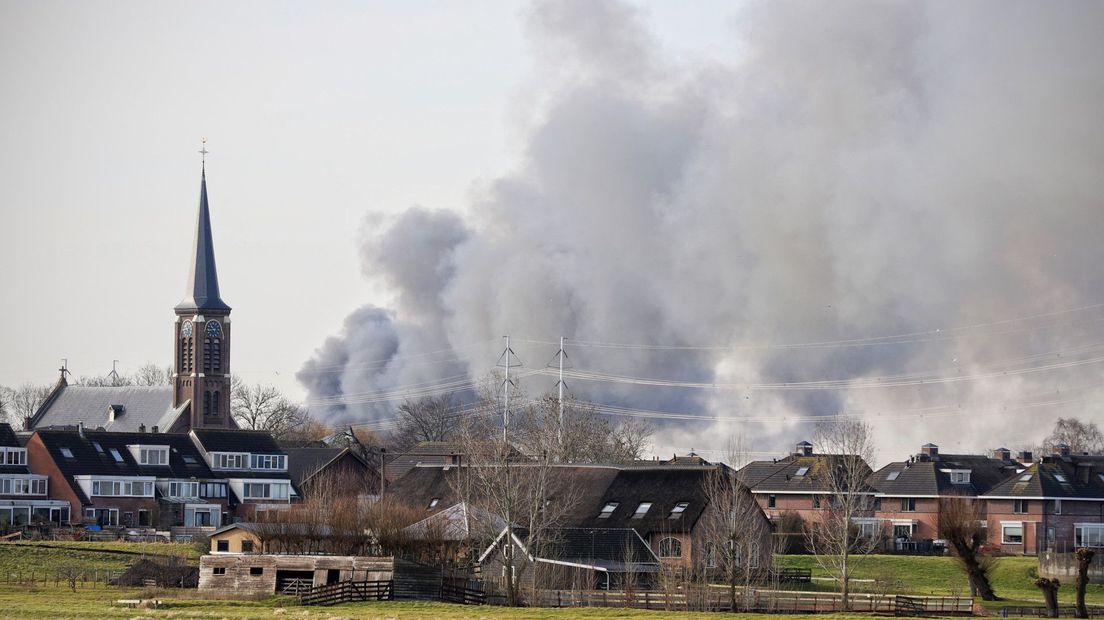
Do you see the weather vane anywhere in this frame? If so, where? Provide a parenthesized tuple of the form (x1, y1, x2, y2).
(199, 138, 209, 169)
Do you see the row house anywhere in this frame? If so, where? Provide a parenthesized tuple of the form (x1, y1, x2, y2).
(982, 447, 1104, 555)
(868, 443, 1015, 548)
(26, 426, 231, 529)
(190, 429, 296, 521)
(0, 423, 68, 526)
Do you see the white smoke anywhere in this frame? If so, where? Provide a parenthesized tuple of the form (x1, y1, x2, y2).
(299, 0, 1104, 463)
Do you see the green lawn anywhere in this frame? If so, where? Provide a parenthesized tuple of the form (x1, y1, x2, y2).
(777, 554, 1104, 609)
(0, 540, 199, 576)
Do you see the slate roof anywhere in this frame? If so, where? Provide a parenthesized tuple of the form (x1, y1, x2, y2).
(868, 454, 1015, 497)
(30, 384, 185, 433)
(385, 441, 463, 481)
(0, 423, 19, 448)
(284, 446, 371, 488)
(984, 456, 1104, 499)
(175, 170, 230, 313)
(35, 429, 215, 505)
(738, 454, 875, 494)
(191, 429, 284, 454)
(510, 527, 660, 571)
(573, 466, 718, 534)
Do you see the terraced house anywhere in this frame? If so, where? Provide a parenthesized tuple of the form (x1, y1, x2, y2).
(982, 444, 1104, 555)
(0, 423, 67, 526)
(189, 429, 295, 520)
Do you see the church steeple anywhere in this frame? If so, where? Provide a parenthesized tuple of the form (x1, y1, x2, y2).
(173, 144, 234, 430)
(175, 159, 231, 314)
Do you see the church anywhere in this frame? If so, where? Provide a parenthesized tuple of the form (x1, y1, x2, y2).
(29, 162, 236, 433)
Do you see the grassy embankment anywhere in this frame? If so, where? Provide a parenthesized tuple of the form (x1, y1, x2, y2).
(778, 554, 1104, 610)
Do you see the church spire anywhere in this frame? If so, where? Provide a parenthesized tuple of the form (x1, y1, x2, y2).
(175, 143, 231, 314)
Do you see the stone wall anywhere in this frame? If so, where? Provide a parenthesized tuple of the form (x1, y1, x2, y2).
(1038, 550, 1104, 584)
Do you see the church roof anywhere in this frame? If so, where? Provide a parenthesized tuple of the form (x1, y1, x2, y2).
(175, 169, 230, 314)
(30, 384, 186, 433)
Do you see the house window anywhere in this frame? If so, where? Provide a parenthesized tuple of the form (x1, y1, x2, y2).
(813, 496, 821, 509)
(632, 502, 652, 519)
(241, 540, 254, 553)
(249, 567, 263, 576)
(873, 497, 882, 510)
(1002, 524, 1023, 545)
(1075, 524, 1104, 547)
(60, 448, 74, 459)
(212, 567, 226, 575)
(668, 502, 689, 519)
(109, 448, 124, 463)
(427, 498, 439, 509)
(216, 540, 229, 552)
(1013, 499, 1029, 514)
(795, 467, 809, 477)
(92, 442, 104, 454)
(949, 471, 971, 484)
(856, 521, 878, 538)
(886, 471, 900, 481)
(139, 448, 168, 465)
(901, 498, 916, 512)
(249, 454, 287, 470)
(658, 537, 682, 558)
(1054, 474, 1068, 483)
(767, 495, 776, 508)
(1054, 499, 1062, 515)
(1019, 474, 1033, 482)
(137, 510, 150, 527)
(597, 502, 618, 519)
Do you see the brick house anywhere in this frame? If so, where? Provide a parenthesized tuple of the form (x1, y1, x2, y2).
(0, 423, 68, 526)
(283, 445, 378, 499)
(189, 429, 295, 520)
(982, 446, 1104, 555)
(738, 441, 876, 534)
(27, 426, 229, 528)
(867, 443, 1016, 549)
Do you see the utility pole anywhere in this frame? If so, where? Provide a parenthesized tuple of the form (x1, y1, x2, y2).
(496, 336, 522, 443)
(109, 360, 121, 386)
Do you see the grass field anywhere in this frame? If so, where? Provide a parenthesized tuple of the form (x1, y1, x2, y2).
(777, 554, 1104, 609)
(0, 542, 1100, 618)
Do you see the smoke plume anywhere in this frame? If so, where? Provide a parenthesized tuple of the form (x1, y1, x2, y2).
(299, 0, 1104, 462)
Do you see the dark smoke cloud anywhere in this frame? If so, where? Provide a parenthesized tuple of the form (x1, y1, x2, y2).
(299, 0, 1104, 462)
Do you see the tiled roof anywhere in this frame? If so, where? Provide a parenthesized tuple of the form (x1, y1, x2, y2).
(868, 454, 1015, 497)
(573, 466, 718, 534)
(191, 429, 284, 454)
(984, 457, 1104, 499)
(0, 423, 18, 448)
(739, 454, 874, 494)
(384, 441, 462, 481)
(31, 385, 184, 433)
(284, 446, 372, 488)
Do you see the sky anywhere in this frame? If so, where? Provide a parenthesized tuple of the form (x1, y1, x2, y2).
(3, 1, 1104, 463)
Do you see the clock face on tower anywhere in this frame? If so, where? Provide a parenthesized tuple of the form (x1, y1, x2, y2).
(181, 321, 193, 337)
(205, 320, 222, 338)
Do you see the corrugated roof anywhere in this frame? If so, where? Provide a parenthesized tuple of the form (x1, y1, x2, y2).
(31, 385, 184, 433)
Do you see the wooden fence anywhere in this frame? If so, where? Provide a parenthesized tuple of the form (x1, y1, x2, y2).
(999, 606, 1104, 618)
(526, 587, 972, 615)
(0, 569, 124, 588)
(440, 578, 486, 605)
(299, 580, 393, 607)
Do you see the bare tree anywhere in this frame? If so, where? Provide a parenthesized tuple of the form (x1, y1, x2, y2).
(1036, 577, 1061, 617)
(1075, 548, 1095, 618)
(512, 393, 653, 464)
(133, 363, 173, 386)
(390, 393, 460, 451)
(230, 376, 307, 438)
(7, 383, 51, 422)
(1043, 417, 1104, 455)
(804, 418, 878, 611)
(701, 435, 771, 611)
(938, 494, 997, 600)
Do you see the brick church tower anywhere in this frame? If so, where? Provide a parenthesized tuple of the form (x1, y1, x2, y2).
(173, 158, 233, 429)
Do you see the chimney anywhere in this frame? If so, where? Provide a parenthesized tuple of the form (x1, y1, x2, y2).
(1054, 443, 1071, 458)
(138, 424, 146, 433)
(921, 443, 939, 457)
(77, 420, 84, 438)
(151, 425, 159, 434)
(993, 447, 1011, 461)
(795, 441, 813, 457)
(1017, 450, 1033, 464)
(22, 416, 32, 432)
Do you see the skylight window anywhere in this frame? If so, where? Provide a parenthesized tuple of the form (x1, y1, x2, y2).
(886, 471, 900, 481)
(795, 467, 810, 477)
(182, 455, 197, 464)
(1020, 474, 1033, 482)
(1099, 473, 1104, 483)
(60, 448, 74, 459)
(668, 502, 689, 519)
(427, 498, 439, 509)
(632, 502, 652, 519)
(1054, 474, 1068, 483)
(109, 448, 124, 463)
(92, 442, 104, 454)
(598, 502, 618, 519)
